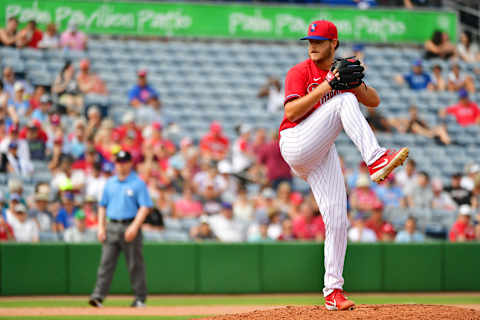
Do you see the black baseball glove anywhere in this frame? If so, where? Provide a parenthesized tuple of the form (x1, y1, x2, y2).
(326, 56, 365, 90)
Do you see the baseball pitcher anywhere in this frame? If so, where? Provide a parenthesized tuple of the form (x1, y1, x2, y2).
(279, 20, 409, 310)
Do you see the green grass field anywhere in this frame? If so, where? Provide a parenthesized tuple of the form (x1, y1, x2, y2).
(0, 294, 478, 320)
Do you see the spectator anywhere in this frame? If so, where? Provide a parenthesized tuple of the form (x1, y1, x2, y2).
(444, 173, 472, 207)
(278, 218, 296, 241)
(389, 105, 451, 145)
(52, 61, 83, 116)
(38, 23, 60, 49)
(6, 203, 39, 242)
(257, 76, 284, 113)
(31, 94, 52, 124)
(29, 192, 56, 241)
(457, 31, 479, 63)
(258, 131, 292, 189)
(380, 223, 396, 242)
(85, 160, 107, 202)
(251, 128, 267, 160)
(116, 112, 143, 147)
(461, 164, 479, 191)
(7, 82, 30, 122)
(429, 64, 447, 91)
(6, 141, 33, 177)
(431, 178, 457, 211)
(0, 82, 8, 111)
(65, 119, 87, 159)
(449, 205, 475, 242)
(208, 202, 245, 242)
(267, 210, 283, 240)
(374, 174, 405, 207)
(0, 124, 30, 162)
(77, 59, 108, 95)
(85, 106, 102, 140)
(200, 121, 229, 161)
(64, 210, 95, 242)
(347, 161, 370, 190)
(407, 171, 433, 209)
(174, 187, 203, 218)
(142, 122, 175, 158)
(447, 64, 475, 93)
(51, 155, 86, 194)
(292, 202, 325, 241)
(190, 218, 217, 241)
(2, 66, 32, 97)
(365, 107, 392, 132)
(395, 216, 425, 243)
(394, 59, 431, 90)
(29, 85, 45, 111)
(233, 185, 254, 222)
(55, 192, 78, 232)
(232, 124, 254, 174)
(424, 30, 455, 60)
(439, 89, 480, 127)
(253, 188, 278, 224)
(396, 159, 418, 197)
(470, 175, 480, 211)
(365, 203, 395, 240)
(349, 174, 381, 213)
(23, 120, 47, 160)
(275, 181, 293, 216)
(0, 215, 14, 242)
(83, 195, 98, 230)
(16, 20, 42, 49)
(128, 70, 160, 108)
(348, 213, 377, 243)
(60, 22, 87, 51)
(248, 223, 274, 242)
(0, 16, 18, 47)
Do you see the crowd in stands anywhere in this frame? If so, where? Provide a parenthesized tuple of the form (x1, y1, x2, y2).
(1, 18, 480, 244)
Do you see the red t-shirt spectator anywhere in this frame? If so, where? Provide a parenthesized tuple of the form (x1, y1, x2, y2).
(449, 220, 475, 242)
(175, 198, 203, 218)
(292, 215, 325, 240)
(446, 101, 480, 126)
(200, 133, 229, 160)
(0, 220, 14, 241)
(258, 140, 292, 183)
(28, 29, 43, 48)
(115, 126, 143, 146)
(365, 219, 390, 239)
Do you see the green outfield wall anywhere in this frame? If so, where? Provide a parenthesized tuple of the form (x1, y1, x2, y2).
(1, 0, 457, 43)
(1, 242, 478, 295)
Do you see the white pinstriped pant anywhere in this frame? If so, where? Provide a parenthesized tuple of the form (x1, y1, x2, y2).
(279, 92, 385, 296)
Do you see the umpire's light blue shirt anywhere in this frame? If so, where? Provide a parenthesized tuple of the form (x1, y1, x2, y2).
(100, 172, 153, 220)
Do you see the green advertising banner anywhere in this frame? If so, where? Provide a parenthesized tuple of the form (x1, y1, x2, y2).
(1, 0, 457, 43)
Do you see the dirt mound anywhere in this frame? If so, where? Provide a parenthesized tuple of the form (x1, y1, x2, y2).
(197, 304, 480, 320)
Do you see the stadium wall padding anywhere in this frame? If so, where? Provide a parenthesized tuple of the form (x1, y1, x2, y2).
(1, 243, 480, 295)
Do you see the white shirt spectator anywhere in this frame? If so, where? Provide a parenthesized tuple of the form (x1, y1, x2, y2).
(348, 227, 377, 243)
(267, 223, 282, 240)
(64, 226, 95, 242)
(457, 42, 479, 63)
(208, 214, 245, 242)
(193, 171, 227, 194)
(395, 169, 418, 196)
(6, 151, 33, 177)
(0, 138, 30, 161)
(267, 86, 284, 113)
(85, 174, 106, 202)
(6, 209, 39, 242)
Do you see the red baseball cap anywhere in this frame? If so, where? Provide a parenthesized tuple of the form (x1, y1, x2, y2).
(301, 20, 338, 41)
(137, 69, 147, 77)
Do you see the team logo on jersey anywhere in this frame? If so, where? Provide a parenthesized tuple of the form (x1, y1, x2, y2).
(310, 24, 317, 32)
(126, 189, 134, 196)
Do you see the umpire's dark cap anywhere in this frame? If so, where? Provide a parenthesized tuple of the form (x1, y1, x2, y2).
(115, 150, 132, 163)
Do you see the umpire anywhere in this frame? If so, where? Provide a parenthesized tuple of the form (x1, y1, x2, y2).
(89, 150, 153, 308)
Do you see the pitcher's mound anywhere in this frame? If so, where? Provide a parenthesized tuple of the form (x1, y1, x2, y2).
(197, 304, 480, 320)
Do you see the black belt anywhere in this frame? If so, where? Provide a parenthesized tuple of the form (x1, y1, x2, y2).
(109, 218, 135, 224)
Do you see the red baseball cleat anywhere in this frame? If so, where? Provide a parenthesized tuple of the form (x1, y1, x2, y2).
(325, 289, 355, 311)
(369, 148, 409, 183)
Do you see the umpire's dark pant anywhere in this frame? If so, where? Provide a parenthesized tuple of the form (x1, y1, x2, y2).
(91, 221, 147, 301)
